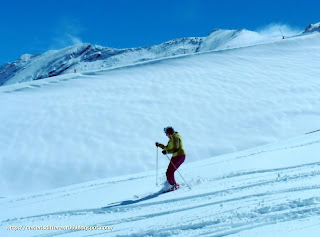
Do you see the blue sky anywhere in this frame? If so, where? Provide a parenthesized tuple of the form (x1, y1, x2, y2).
(0, 0, 319, 65)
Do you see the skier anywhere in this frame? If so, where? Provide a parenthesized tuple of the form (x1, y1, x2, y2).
(155, 127, 186, 191)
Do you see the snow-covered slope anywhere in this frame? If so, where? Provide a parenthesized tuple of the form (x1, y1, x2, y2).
(0, 31, 320, 197)
(1, 131, 319, 236)
(0, 26, 288, 86)
(0, 21, 320, 236)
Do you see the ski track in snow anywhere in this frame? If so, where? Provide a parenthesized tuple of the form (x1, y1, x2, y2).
(1, 141, 320, 236)
(1, 128, 320, 236)
(1, 132, 320, 237)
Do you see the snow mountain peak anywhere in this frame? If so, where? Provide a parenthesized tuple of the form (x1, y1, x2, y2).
(303, 22, 320, 33)
(0, 22, 318, 86)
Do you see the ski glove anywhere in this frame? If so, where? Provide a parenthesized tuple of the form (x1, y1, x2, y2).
(162, 150, 168, 155)
(155, 142, 163, 147)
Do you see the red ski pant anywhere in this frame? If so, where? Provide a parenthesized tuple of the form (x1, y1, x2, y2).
(166, 155, 185, 186)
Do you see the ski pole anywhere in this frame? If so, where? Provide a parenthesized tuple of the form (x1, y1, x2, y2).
(165, 154, 191, 190)
(156, 147, 159, 186)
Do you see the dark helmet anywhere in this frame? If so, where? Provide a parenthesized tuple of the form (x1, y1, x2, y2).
(164, 126, 174, 134)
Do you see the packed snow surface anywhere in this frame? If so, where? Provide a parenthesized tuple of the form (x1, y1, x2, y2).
(1, 32, 320, 196)
(1, 131, 319, 236)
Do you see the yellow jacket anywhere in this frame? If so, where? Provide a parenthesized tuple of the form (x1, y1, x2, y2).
(159, 132, 186, 157)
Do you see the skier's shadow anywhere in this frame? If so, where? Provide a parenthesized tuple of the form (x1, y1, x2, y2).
(102, 190, 163, 209)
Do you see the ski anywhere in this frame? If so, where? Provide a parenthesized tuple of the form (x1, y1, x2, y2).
(162, 185, 180, 193)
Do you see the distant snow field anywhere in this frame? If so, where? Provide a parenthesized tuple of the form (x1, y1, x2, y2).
(0, 25, 319, 237)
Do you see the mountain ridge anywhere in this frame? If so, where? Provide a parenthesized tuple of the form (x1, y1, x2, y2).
(0, 29, 282, 86)
(1, 22, 318, 86)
